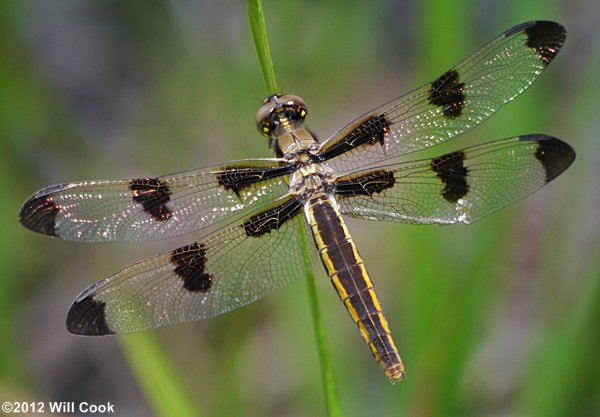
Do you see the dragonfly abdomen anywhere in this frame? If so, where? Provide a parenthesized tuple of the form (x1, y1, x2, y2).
(305, 194, 406, 382)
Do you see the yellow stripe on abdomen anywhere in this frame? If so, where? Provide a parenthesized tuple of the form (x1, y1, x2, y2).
(305, 194, 405, 382)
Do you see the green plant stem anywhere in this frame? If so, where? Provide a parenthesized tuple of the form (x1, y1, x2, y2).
(248, 0, 278, 95)
(304, 263, 343, 417)
(247, 1, 341, 415)
(119, 333, 200, 417)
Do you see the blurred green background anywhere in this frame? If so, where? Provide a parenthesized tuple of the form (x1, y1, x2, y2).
(1, 0, 599, 416)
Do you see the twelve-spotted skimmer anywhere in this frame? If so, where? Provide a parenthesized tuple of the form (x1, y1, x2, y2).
(20, 21, 574, 383)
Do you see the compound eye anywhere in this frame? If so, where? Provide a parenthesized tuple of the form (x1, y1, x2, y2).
(278, 95, 308, 120)
(256, 95, 280, 136)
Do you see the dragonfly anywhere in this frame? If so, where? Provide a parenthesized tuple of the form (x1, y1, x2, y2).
(19, 21, 575, 383)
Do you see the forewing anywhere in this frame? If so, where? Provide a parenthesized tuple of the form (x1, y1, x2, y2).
(319, 21, 566, 171)
(19, 159, 294, 242)
(334, 135, 575, 225)
(66, 196, 308, 334)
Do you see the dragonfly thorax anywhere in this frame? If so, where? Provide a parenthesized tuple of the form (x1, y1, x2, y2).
(289, 163, 333, 196)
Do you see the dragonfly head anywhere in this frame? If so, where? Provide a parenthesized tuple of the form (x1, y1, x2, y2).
(256, 94, 308, 138)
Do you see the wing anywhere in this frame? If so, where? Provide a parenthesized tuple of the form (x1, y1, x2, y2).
(19, 159, 296, 242)
(66, 195, 309, 334)
(333, 135, 575, 225)
(319, 21, 566, 171)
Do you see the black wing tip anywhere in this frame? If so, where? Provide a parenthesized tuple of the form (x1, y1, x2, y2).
(520, 135, 576, 182)
(505, 21, 566, 66)
(66, 296, 115, 336)
(19, 192, 61, 237)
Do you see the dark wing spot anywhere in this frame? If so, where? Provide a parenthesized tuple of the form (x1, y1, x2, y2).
(130, 178, 172, 221)
(432, 150, 469, 203)
(319, 114, 390, 161)
(216, 164, 295, 198)
(171, 243, 212, 293)
(524, 21, 566, 66)
(357, 114, 389, 147)
(334, 170, 396, 197)
(242, 197, 303, 237)
(66, 297, 114, 335)
(530, 136, 575, 182)
(19, 194, 61, 237)
(428, 69, 465, 119)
